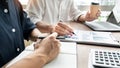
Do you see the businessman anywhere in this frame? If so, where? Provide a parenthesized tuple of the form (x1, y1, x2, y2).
(0, 0, 60, 68)
(26, 0, 100, 35)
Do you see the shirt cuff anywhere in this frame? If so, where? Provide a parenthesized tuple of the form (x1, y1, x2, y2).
(74, 13, 83, 21)
(31, 18, 42, 24)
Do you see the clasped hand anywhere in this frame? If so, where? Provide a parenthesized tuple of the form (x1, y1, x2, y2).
(34, 32, 61, 64)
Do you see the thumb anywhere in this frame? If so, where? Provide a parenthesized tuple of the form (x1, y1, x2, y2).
(49, 32, 58, 40)
(86, 11, 91, 17)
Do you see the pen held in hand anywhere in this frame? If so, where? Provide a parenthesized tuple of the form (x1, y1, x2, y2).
(38, 36, 65, 39)
(72, 32, 76, 35)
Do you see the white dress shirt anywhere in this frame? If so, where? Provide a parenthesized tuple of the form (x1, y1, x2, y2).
(26, 0, 82, 25)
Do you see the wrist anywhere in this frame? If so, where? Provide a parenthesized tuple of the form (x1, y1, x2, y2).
(48, 25, 55, 34)
(34, 49, 48, 64)
(78, 14, 86, 22)
(38, 54, 48, 64)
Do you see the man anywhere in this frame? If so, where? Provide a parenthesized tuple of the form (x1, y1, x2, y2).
(26, 0, 100, 35)
(0, 0, 60, 68)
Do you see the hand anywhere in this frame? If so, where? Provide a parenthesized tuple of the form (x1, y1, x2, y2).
(34, 32, 60, 63)
(53, 22, 74, 36)
(29, 28, 42, 42)
(84, 9, 101, 21)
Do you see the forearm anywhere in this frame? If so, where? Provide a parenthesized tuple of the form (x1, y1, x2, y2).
(36, 21, 54, 33)
(8, 50, 47, 68)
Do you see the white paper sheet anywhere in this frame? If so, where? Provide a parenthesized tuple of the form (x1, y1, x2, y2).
(25, 42, 77, 54)
(44, 53, 76, 68)
(62, 30, 120, 47)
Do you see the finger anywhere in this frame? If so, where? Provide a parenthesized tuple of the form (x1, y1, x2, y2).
(34, 39, 42, 49)
(41, 32, 58, 45)
(55, 25, 70, 35)
(98, 9, 101, 12)
(50, 32, 58, 38)
(96, 11, 101, 16)
(86, 11, 91, 17)
(53, 40, 61, 47)
(58, 22, 73, 32)
(86, 12, 93, 21)
(95, 9, 101, 17)
(51, 40, 60, 55)
(47, 32, 58, 40)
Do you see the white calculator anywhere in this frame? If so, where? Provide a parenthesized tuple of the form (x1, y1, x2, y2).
(91, 49, 120, 68)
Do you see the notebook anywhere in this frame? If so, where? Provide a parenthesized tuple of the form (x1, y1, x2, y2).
(84, 1, 120, 31)
(59, 30, 120, 47)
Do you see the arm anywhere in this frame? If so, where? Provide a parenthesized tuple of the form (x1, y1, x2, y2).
(69, 0, 101, 22)
(8, 51, 47, 68)
(36, 21, 54, 33)
(28, 28, 42, 41)
(26, 0, 53, 33)
(36, 21, 74, 36)
(8, 32, 60, 68)
(77, 10, 101, 22)
(26, 0, 74, 36)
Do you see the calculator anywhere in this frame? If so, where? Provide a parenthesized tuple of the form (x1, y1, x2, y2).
(91, 49, 120, 68)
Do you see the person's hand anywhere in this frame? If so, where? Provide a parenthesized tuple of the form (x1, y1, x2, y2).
(52, 22, 74, 36)
(34, 32, 60, 63)
(84, 9, 101, 21)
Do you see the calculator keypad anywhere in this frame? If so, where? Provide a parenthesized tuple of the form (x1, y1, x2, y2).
(92, 50, 120, 68)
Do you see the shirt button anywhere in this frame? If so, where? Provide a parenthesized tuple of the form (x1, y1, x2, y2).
(4, 9, 8, 13)
(17, 48, 20, 52)
(12, 28, 16, 32)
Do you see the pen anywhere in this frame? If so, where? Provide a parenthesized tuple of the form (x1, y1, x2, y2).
(38, 36, 65, 39)
(72, 32, 76, 35)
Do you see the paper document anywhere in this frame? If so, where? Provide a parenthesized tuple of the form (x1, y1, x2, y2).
(43, 53, 76, 68)
(25, 42, 77, 54)
(60, 30, 120, 47)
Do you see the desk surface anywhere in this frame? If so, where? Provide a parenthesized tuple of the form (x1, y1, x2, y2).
(69, 22, 120, 68)
(3, 22, 120, 68)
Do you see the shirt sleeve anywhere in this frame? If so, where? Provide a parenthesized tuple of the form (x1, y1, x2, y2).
(21, 11, 36, 40)
(69, 0, 83, 21)
(26, 0, 45, 24)
(15, 0, 36, 40)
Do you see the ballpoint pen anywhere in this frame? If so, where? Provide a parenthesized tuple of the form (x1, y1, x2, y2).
(38, 36, 65, 39)
(72, 32, 76, 35)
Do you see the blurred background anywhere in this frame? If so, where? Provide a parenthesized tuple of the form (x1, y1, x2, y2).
(19, 0, 115, 11)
